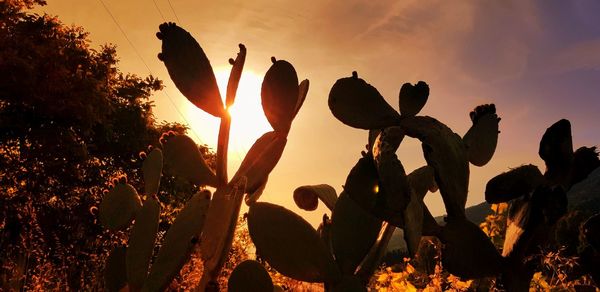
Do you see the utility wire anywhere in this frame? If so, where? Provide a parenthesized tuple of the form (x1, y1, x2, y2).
(151, 0, 167, 22)
(166, 0, 182, 25)
(96, 0, 205, 144)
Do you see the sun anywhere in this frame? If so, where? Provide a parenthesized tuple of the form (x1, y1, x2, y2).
(214, 67, 273, 162)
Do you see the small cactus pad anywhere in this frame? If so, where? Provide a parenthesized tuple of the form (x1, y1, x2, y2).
(126, 197, 160, 290)
(261, 59, 300, 133)
(399, 116, 469, 219)
(233, 131, 287, 196)
(343, 154, 404, 226)
(403, 195, 424, 256)
(143, 191, 211, 291)
(331, 192, 382, 275)
(99, 183, 142, 231)
(421, 205, 442, 236)
(398, 81, 429, 117)
(225, 44, 247, 107)
(463, 104, 500, 167)
(247, 202, 341, 283)
(227, 260, 273, 292)
(328, 72, 401, 129)
(571, 146, 600, 187)
(163, 134, 217, 187)
(440, 218, 503, 279)
(372, 127, 413, 226)
(157, 23, 224, 117)
(142, 148, 163, 195)
(317, 214, 333, 253)
(407, 166, 436, 200)
(105, 246, 128, 292)
(294, 79, 310, 118)
(485, 164, 544, 204)
(293, 184, 338, 211)
(199, 178, 247, 277)
(539, 119, 573, 184)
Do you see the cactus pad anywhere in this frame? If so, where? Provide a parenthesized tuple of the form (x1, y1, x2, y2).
(143, 191, 211, 291)
(105, 246, 128, 292)
(261, 59, 299, 133)
(126, 197, 160, 290)
(162, 134, 217, 187)
(227, 260, 273, 292)
(157, 23, 224, 117)
(233, 131, 287, 197)
(539, 119, 573, 184)
(398, 81, 429, 117)
(294, 79, 310, 119)
(247, 202, 341, 283)
(485, 164, 544, 204)
(142, 148, 163, 195)
(328, 72, 400, 129)
(463, 104, 500, 167)
(99, 183, 142, 231)
(440, 218, 502, 279)
(331, 192, 382, 275)
(293, 184, 338, 211)
(399, 116, 469, 219)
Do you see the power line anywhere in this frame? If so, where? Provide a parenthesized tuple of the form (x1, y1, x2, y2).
(96, 0, 204, 144)
(151, 0, 166, 22)
(166, 0, 182, 25)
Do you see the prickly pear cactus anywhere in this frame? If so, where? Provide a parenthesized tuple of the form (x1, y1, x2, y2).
(97, 22, 310, 291)
(246, 71, 504, 289)
(484, 119, 599, 289)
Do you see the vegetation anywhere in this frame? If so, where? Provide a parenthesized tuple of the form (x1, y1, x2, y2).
(0, 1, 208, 290)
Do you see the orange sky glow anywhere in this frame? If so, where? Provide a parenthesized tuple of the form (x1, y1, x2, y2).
(37, 0, 600, 226)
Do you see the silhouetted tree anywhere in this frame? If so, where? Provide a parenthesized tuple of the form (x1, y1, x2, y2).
(0, 1, 212, 289)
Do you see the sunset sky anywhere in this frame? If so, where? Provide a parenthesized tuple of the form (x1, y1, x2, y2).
(38, 0, 600, 226)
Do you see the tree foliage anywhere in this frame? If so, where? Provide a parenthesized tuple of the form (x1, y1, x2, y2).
(0, 1, 212, 289)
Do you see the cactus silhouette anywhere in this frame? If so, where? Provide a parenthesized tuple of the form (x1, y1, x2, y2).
(245, 71, 503, 289)
(99, 22, 309, 291)
(485, 119, 600, 290)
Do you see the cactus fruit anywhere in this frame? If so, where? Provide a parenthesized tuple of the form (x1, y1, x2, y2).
(261, 59, 300, 133)
(105, 246, 128, 292)
(328, 72, 401, 129)
(485, 164, 545, 204)
(331, 192, 382, 275)
(398, 81, 429, 117)
(156, 22, 224, 118)
(126, 197, 160, 290)
(247, 202, 341, 283)
(293, 184, 338, 211)
(227, 260, 273, 292)
(162, 134, 217, 187)
(142, 148, 163, 195)
(143, 191, 211, 291)
(99, 183, 142, 231)
(463, 104, 500, 167)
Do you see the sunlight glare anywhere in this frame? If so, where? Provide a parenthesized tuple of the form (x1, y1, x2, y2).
(215, 68, 272, 160)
